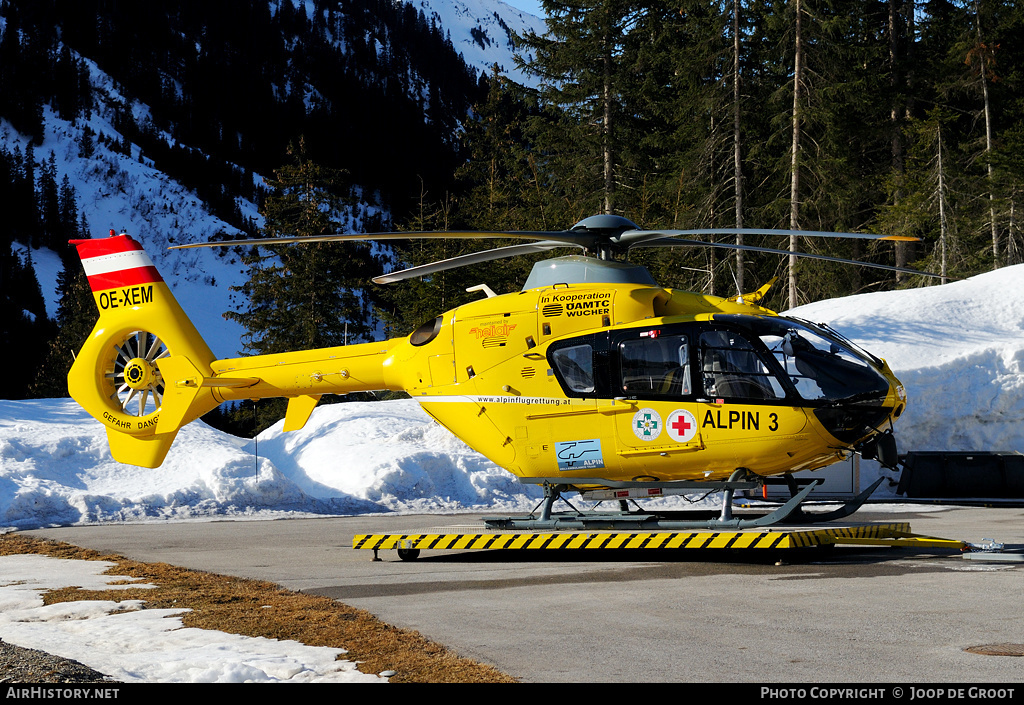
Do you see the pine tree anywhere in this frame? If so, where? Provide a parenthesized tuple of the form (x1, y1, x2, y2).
(878, 107, 979, 282)
(731, 0, 747, 290)
(380, 69, 566, 337)
(455, 67, 551, 233)
(225, 143, 381, 356)
(375, 186, 467, 338)
(29, 264, 96, 398)
(0, 242, 54, 399)
(37, 153, 60, 250)
(517, 0, 643, 216)
(617, 0, 733, 293)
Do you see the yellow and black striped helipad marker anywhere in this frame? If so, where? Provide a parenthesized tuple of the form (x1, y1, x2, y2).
(352, 522, 962, 554)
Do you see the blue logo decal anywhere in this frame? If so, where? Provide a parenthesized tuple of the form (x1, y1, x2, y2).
(555, 439, 604, 471)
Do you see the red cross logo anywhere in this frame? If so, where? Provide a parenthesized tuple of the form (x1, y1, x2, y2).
(667, 410, 697, 442)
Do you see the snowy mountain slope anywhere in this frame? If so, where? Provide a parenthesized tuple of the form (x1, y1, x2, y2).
(2, 102, 252, 358)
(3, 0, 545, 359)
(406, 0, 545, 85)
(2, 264, 1023, 531)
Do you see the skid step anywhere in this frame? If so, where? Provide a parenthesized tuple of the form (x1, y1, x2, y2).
(353, 522, 967, 559)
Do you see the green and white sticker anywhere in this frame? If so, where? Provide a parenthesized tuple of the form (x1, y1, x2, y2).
(632, 408, 662, 441)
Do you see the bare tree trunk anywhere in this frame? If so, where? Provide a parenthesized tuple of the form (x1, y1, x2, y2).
(709, 116, 717, 297)
(937, 124, 948, 284)
(733, 0, 744, 292)
(788, 0, 803, 309)
(1009, 196, 1018, 263)
(890, 0, 908, 279)
(973, 0, 998, 267)
(602, 30, 614, 215)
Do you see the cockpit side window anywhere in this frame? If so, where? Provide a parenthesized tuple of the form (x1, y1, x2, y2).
(618, 334, 691, 397)
(699, 330, 786, 401)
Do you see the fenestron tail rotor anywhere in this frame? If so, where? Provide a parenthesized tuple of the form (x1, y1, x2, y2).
(106, 330, 170, 418)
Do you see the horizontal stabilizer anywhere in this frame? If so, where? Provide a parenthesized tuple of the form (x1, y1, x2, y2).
(283, 394, 322, 432)
(731, 277, 779, 305)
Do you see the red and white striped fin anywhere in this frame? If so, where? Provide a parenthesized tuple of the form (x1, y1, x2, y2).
(70, 232, 163, 291)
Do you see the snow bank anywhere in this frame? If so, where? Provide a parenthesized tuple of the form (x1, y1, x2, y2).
(788, 264, 1024, 455)
(0, 554, 383, 683)
(0, 398, 542, 531)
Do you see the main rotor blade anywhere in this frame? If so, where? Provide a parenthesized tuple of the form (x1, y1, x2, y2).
(169, 230, 593, 250)
(373, 241, 574, 284)
(170, 225, 920, 252)
(634, 237, 945, 279)
(620, 228, 920, 245)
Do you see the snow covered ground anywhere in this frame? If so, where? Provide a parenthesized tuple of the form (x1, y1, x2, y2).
(0, 554, 384, 683)
(0, 397, 544, 530)
(2, 263, 1023, 682)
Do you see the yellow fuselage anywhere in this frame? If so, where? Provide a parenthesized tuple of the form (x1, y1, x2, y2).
(206, 282, 904, 485)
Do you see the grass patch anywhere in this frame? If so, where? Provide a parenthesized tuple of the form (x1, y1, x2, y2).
(0, 534, 516, 683)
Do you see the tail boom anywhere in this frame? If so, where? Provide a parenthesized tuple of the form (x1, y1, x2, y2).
(208, 341, 400, 400)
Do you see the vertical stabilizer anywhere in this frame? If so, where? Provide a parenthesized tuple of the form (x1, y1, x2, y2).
(67, 233, 219, 467)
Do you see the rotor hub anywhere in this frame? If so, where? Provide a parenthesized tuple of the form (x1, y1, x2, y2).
(123, 357, 159, 390)
(568, 215, 640, 260)
(570, 215, 639, 233)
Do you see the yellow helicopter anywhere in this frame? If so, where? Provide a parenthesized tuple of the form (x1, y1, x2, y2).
(67, 215, 932, 529)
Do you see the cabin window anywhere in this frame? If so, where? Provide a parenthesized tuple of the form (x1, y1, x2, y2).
(699, 330, 786, 400)
(551, 344, 595, 394)
(618, 334, 691, 397)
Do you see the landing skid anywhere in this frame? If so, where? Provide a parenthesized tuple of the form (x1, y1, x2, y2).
(482, 473, 886, 531)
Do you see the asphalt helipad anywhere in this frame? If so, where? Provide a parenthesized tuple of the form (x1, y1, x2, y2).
(23, 504, 1024, 683)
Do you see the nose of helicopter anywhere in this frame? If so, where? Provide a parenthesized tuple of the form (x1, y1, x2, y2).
(812, 367, 905, 468)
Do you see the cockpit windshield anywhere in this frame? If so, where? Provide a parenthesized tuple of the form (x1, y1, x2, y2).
(717, 315, 890, 402)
